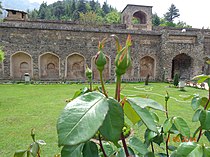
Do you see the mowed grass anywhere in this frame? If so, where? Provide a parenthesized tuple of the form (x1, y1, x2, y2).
(0, 83, 208, 156)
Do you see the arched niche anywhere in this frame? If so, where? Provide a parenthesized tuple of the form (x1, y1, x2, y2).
(11, 52, 32, 79)
(66, 53, 85, 80)
(140, 56, 155, 78)
(39, 52, 59, 80)
(171, 53, 192, 79)
(132, 11, 147, 24)
(92, 56, 110, 81)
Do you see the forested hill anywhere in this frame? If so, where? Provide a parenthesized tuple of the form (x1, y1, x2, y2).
(28, 0, 121, 24)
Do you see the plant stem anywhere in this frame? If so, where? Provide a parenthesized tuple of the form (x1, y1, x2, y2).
(151, 142, 154, 153)
(121, 133, 129, 157)
(99, 71, 108, 97)
(166, 133, 170, 157)
(165, 96, 169, 157)
(89, 79, 92, 92)
(197, 87, 210, 142)
(115, 75, 121, 101)
(98, 134, 107, 157)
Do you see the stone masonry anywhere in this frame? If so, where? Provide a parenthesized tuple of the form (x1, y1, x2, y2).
(0, 4, 210, 82)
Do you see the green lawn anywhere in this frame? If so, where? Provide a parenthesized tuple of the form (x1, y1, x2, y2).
(0, 83, 208, 156)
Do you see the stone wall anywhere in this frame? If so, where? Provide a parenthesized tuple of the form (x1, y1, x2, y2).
(0, 20, 209, 82)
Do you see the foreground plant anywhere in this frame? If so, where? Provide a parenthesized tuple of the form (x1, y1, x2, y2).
(56, 35, 166, 157)
(14, 129, 46, 157)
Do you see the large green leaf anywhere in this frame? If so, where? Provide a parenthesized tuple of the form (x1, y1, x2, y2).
(82, 141, 99, 157)
(126, 97, 165, 111)
(173, 117, 190, 138)
(204, 130, 210, 142)
(30, 142, 40, 157)
(125, 99, 158, 132)
(199, 110, 210, 130)
(124, 101, 140, 124)
(200, 97, 210, 109)
(128, 136, 148, 155)
(101, 142, 116, 156)
(191, 96, 201, 111)
(61, 144, 84, 157)
(14, 150, 27, 157)
(192, 109, 202, 122)
(192, 75, 210, 83)
(163, 118, 173, 133)
(170, 142, 201, 157)
(57, 92, 109, 146)
(204, 147, 210, 157)
(99, 97, 124, 142)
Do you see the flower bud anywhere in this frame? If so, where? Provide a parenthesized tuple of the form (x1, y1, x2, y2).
(165, 91, 170, 102)
(85, 66, 92, 80)
(95, 38, 107, 72)
(114, 35, 132, 76)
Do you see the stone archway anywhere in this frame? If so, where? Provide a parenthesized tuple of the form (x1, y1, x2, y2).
(66, 53, 85, 80)
(132, 11, 147, 24)
(92, 56, 110, 81)
(140, 56, 155, 78)
(171, 53, 192, 79)
(39, 53, 59, 80)
(11, 52, 32, 79)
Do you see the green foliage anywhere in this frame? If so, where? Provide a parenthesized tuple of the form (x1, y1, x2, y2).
(164, 3, 180, 22)
(14, 129, 46, 157)
(173, 73, 179, 86)
(152, 13, 160, 26)
(0, 47, 4, 62)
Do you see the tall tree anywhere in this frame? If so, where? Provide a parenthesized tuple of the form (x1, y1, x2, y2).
(102, 2, 110, 15)
(0, 1, 2, 15)
(38, 2, 48, 19)
(152, 13, 161, 26)
(77, 0, 87, 13)
(164, 4, 180, 22)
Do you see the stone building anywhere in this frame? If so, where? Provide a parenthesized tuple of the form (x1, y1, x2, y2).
(0, 4, 210, 82)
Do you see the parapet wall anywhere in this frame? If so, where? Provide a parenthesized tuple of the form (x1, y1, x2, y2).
(0, 19, 209, 82)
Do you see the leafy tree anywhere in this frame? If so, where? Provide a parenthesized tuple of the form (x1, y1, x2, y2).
(77, 0, 87, 13)
(105, 11, 120, 24)
(90, 0, 96, 12)
(164, 4, 180, 22)
(102, 1, 110, 15)
(79, 11, 98, 24)
(176, 21, 192, 28)
(0, 1, 2, 15)
(152, 13, 161, 26)
(38, 2, 48, 19)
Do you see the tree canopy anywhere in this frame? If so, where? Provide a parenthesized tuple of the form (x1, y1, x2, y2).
(28, 1, 191, 28)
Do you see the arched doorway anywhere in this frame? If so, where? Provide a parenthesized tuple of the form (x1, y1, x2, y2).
(66, 53, 85, 80)
(140, 56, 155, 78)
(11, 52, 32, 79)
(132, 11, 147, 24)
(39, 53, 59, 80)
(171, 53, 192, 79)
(92, 56, 110, 81)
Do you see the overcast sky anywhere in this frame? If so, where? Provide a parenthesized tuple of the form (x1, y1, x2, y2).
(29, 0, 210, 29)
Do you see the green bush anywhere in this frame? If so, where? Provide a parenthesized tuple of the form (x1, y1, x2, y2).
(173, 73, 179, 86)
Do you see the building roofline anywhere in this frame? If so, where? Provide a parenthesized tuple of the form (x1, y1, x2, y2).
(121, 4, 153, 13)
(4, 8, 28, 14)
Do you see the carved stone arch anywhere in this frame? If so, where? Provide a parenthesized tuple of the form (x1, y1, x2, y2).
(11, 51, 32, 79)
(140, 56, 155, 78)
(39, 52, 60, 80)
(66, 53, 85, 80)
(132, 10, 147, 24)
(171, 53, 192, 79)
(91, 55, 111, 81)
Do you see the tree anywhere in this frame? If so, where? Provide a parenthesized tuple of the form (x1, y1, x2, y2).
(176, 21, 192, 28)
(152, 13, 161, 26)
(0, 1, 2, 15)
(77, 0, 87, 13)
(164, 4, 180, 22)
(38, 2, 48, 19)
(102, 2, 110, 15)
(105, 11, 120, 24)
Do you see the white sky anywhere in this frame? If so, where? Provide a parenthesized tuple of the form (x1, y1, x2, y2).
(29, 0, 210, 29)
